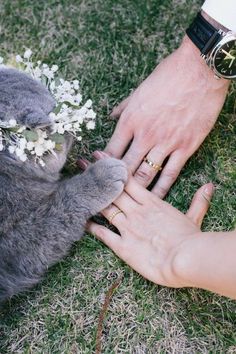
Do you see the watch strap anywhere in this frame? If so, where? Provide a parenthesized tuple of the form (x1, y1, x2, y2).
(186, 12, 222, 55)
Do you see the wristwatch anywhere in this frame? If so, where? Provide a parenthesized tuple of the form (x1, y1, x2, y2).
(186, 12, 236, 79)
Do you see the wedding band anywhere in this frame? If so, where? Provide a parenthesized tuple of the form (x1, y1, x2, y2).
(108, 209, 123, 224)
(144, 157, 162, 172)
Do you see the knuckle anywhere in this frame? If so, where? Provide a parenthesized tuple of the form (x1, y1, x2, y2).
(96, 226, 107, 238)
(130, 138, 147, 155)
(135, 169, 153, 182)
(163, 168, 179, 182)
(120, 111, 133, 125)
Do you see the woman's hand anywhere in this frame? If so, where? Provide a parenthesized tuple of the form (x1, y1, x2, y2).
(87, 176, 214, 288)
(102, 36, 229, 198)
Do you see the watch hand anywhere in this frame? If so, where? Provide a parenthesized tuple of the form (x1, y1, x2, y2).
(222, 49, 234, 59)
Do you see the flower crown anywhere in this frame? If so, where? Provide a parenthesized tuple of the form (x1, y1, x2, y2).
(0, 50, 96, 166)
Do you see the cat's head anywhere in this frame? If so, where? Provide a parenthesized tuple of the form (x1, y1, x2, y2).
(0, 68, 72, 175)
(0, 67, 55, 128)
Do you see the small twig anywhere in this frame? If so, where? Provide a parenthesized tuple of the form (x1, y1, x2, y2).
(95, 276, 123, 354)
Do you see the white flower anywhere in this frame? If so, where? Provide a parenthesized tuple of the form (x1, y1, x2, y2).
(39, 159, 46, 167)
(24, 49, 32, 59)
(62, 81, 71, 91)
(15, 147, 25, 158)
(0, 57, 3, 64)
(19, 154, 27, 162)
(85, 99, 92, 108)
(19, 138, 27, 149)
(86, 121, 96, 130)
(51, 65, 58, 72)
(64, 123, 72, 130)
(44, 140, 55, 150)
(34, 145, 44, 156)
(79, 107, 87, 115)
(42, 67, 54, 80)
(33, 66, 42, 80)
(37, 137, 45, 145)
(0, 144, 4, 151)
(56, 124, 65, 134)
(49, 112, 56, 120)
(17, 126, 26, 133)
(86, 110, 96, 119)
(8, 119, 17, 127)
(73, 80, 79, 89)
(8, 146, 16, 154)
(26, 141, 35, 150)
(15, 55, 23, 63)
(75, 94, 82, 104)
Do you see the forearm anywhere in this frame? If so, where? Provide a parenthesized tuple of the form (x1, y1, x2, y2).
(176, 230, 236, 299)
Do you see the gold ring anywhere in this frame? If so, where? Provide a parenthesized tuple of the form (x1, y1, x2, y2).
(108, 209, 123, 224)
(144, 157, 162, 172)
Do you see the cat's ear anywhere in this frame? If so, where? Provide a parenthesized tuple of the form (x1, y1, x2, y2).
(23, 110, 53, 129)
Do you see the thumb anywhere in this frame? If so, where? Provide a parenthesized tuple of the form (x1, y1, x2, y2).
(186, 183, 214, 228)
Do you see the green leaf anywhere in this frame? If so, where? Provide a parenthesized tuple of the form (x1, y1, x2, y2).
(63, 101, 80, 109)
(22, 130, 39, 142)
(49, 133, 65, 144)
(53, 102, 63, 115)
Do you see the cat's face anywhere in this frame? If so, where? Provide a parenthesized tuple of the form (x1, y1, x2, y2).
(0, 68, 72, 174)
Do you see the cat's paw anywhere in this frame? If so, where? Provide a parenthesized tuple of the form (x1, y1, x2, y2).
(87, 157, 128, 211)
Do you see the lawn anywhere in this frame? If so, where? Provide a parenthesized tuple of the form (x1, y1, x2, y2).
(0, 0, 236, 353)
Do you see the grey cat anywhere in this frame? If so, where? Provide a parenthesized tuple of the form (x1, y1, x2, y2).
(0, 68, 127, 303)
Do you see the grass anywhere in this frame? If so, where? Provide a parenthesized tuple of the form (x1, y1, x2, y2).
(0, 0, 236, 353)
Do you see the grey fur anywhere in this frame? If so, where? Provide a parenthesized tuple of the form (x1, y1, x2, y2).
(0, 67, 55, 128)
(0, 68, 127, 303)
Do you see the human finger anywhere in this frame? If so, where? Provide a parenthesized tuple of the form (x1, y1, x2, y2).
(115, 177, 160, 210)
(112, 191, 139, 213)
(104, 118, 133, 158)
(122, 139, 150, 174)
(152, 151, 187, 198)
(186, 183, 214, 227)
(76, 157, 90, 170)
(87, 222, 123, 253)
(124, 177, 153, 204)
(110, 97, 131, 118)
(112, 177, 147, 211)
(134, 147, 169, 187)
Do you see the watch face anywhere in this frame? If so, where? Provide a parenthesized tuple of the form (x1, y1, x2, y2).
(214, 39, 236, 78)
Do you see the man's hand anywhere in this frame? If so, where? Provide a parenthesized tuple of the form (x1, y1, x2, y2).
(103, 36, 230, 198)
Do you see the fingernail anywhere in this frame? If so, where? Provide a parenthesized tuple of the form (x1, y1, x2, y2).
(77, 158, 89, 169)
(93, 150, 110, 159)
(203, 183, 214, 197)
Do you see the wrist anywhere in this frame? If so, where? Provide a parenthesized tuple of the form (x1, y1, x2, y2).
(173, 231, 236, 299)
(170, 232, 204, 288)
(178, 35, 230, 89)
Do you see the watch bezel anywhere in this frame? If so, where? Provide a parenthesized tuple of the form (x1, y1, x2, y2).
(208, 32, 236, 79)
